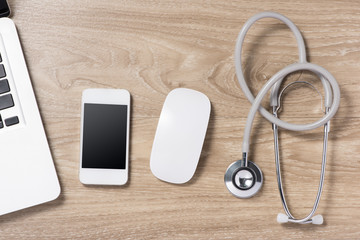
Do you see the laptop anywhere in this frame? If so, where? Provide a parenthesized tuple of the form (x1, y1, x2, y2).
(0, 17, 60, 215)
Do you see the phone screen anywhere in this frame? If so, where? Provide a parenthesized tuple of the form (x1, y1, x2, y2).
(82, 103, 128, 169)
(0, 0, 10, 17)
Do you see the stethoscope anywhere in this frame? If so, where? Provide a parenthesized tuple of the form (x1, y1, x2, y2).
(224, 12, 340, 225)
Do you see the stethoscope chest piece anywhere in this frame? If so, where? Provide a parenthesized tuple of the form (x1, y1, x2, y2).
(224, 160, 263, 198)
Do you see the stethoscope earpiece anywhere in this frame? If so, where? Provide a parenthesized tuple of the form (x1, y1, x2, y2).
(277, 213, 323, 225)
(224, 159, 263, 198)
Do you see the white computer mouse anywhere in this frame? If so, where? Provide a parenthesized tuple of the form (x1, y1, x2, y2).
(150, 88, 211, 184)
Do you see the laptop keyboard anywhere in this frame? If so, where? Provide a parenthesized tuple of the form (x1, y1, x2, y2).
(0, 53, 18, 129)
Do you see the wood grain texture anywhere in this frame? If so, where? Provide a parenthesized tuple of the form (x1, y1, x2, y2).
(1, 0, 360, 239)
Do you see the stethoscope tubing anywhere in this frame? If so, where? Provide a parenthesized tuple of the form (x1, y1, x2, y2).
(235, 12, 333, 110)
(241, 62, 340, 153)
(234, 11, 340, 153)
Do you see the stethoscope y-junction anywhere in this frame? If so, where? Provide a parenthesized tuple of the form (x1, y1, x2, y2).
(224, 12, 340, 225)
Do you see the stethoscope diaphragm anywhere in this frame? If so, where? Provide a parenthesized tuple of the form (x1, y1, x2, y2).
(224, 159, 263, 198)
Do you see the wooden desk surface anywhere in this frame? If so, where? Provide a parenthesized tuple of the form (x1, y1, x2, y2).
(1, 0, 359, 239)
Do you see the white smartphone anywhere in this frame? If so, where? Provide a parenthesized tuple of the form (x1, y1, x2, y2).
(79, 88, 130, 185)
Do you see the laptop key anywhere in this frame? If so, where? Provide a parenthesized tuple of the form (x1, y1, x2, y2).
(0, 79, 10, 94)
(0, 94, 14, 110)
(0, 64, 5, 78)
(0, 53, 2, 62)
(5, 116, 19, 126)
(0, 115, 3, 129)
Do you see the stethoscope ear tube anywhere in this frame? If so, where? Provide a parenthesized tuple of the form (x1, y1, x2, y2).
(273, 108, 330, 224)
